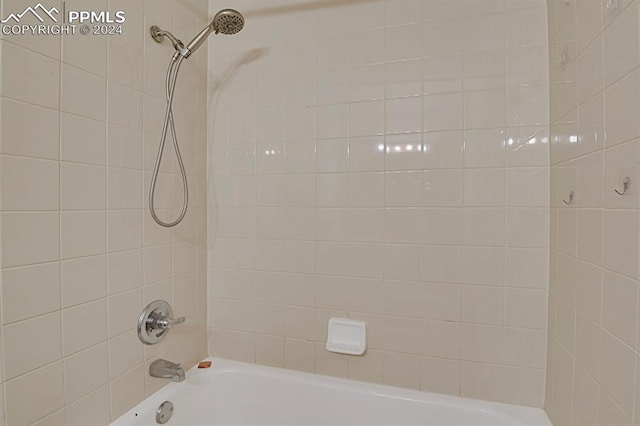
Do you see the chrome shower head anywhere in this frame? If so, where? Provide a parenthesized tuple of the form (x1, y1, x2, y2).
(181, 9, 244, 58)
(212, 9, 245, 35)
(151, 9, 244, 59)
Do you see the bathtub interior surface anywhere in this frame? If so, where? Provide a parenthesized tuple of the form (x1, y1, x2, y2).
(111, 358, 551, 426)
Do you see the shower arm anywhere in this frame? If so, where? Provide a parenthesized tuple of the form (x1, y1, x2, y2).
(150, 26, 190, 59)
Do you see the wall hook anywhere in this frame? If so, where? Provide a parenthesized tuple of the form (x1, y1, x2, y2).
(614, 177, 631, 196)
(562, 190, 575, 205)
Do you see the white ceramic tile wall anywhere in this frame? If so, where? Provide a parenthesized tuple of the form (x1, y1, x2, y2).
(207, 0, 550, 407)
(0, 0, 208, 424)
(546, 0, 640, 424)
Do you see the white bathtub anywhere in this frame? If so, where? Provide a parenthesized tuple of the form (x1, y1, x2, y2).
(111, 358, 551, 426)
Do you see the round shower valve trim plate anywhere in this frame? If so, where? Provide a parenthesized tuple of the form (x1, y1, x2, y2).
(137, 300, 185, 345)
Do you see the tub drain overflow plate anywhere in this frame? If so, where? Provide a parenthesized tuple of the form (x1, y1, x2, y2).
(156, 401, 174, 424)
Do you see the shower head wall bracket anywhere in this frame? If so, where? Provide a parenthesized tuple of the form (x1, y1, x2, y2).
(150, 25, 189, 59)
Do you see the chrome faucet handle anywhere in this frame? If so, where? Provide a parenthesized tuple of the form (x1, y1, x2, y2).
(138, 300, 186, 345)
(153, 315, 186, 330)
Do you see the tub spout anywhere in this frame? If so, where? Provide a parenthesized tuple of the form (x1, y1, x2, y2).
(150, 359, 185, 382)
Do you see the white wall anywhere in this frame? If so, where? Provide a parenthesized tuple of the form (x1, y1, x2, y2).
(0, 0, 208, 424)
(546, 0, 640, 423)
(208, 0, 550, 407)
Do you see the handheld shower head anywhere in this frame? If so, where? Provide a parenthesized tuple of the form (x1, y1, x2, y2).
(150, 9, 245, 60)
(212, 9, 245, 35)
(183, 9, 244, 58)
(148, 10, 244, 227)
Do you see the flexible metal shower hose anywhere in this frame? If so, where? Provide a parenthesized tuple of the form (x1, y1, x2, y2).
(149, 55, 189, 227)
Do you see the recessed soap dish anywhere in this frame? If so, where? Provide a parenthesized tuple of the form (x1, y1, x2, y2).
(326, 318, 367, 356)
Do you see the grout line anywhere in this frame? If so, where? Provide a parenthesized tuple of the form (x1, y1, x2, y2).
(502, 4, 509, 390)
(56, 13, 66, 418)
(458, 0, 466, 397)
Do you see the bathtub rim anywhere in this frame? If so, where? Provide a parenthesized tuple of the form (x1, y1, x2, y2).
(111, 357, 552, 426)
